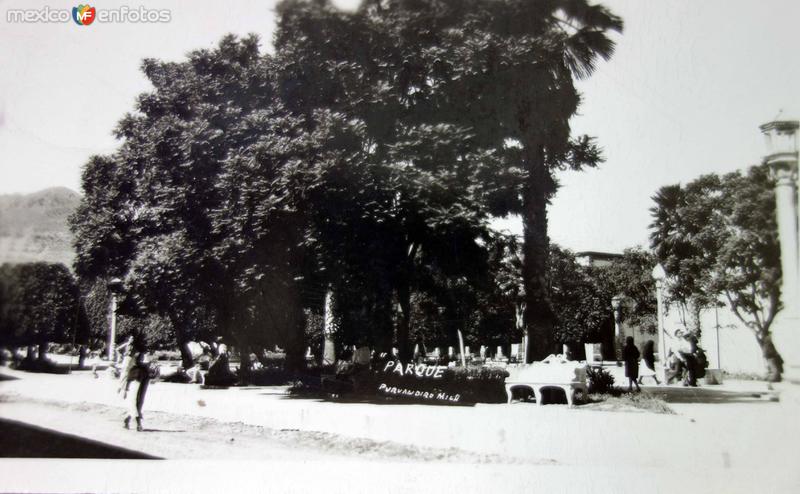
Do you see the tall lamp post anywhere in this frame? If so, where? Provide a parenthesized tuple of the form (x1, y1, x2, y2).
(760, 119, 799, 382)
(611, 294, 624, 362)
(107, 277, 123, 362)
(651, 263, 668, 382)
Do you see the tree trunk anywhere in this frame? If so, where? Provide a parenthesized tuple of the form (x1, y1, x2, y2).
(395, 243, 419, 364)
(239, 343, 252, 378)
(279, 280, 307, 374)
(178, 342, 195, 370)
(372, 279, 394, 356)
(397, 283, 412, 363)
(169, 313, 194, 369)
(760, 334, 784, 383)
(689, 300, 702, 337)
(78, 345, 87, 369)
(284, 316, 307, 373)
(38, 342, 48, 362)
(521, 142, 555, 362)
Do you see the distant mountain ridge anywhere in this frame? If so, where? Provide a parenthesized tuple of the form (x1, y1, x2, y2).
(0, 187, 81, 268)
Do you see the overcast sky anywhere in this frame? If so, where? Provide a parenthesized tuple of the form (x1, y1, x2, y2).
(1, 0, 798, 253)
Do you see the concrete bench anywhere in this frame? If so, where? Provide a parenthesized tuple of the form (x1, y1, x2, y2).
(504, 357, 588, 406)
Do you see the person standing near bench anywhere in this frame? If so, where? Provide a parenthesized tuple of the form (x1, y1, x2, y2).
(623, 337, 641, 392)
(676, 330, 699, 387)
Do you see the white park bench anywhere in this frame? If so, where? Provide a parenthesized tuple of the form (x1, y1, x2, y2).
(504, 356, 588, 407)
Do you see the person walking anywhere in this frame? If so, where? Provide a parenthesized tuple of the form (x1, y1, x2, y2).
(638, 339, 661, 385)
(622, 336, 641, 392)
(122, 340, 151, 431)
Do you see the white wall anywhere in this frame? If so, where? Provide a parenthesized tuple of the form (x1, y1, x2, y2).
(661, 303, 764, 375)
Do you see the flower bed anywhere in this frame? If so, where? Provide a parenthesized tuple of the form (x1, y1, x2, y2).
(306, 361, 510, 405)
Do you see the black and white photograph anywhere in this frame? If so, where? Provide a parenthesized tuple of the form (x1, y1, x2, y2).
(0, 0, 799, 492)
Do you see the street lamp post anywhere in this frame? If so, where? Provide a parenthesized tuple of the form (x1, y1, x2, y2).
(107, 277, 123, 362)
(651, 264, 668, 382)
(611, 294, 624, 362)
(760, 119, 799, 382)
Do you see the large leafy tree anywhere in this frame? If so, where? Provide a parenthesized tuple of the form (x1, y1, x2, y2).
(274, 1, 505, 361)
(73, 0, 622, 367)
(401, 241, 653, 357)
(71, 35, 411, 369)
(79, 279, 174, 352)
(275, 0, 622, 360)
(650, 165, 784, 380)
(549, 246, 607, 346)
(432, 0, 623, 361)
(71, 36, 307, 369)
(590, 247, 659, 335)
(407, 232, 521, 355)
(0, 264, 14, 349)
(650, 177, 724, 332)
(0, 263, 82, 358)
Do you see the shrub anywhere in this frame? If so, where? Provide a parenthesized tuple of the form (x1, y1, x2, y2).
(255, 351, 286, 369)
(722, 370, 764, 381)
(12, 356, 70, 374)
(240, 367, 294, 386)
(587, 366, 615, 394)
(585, 392, 674, 414)
(290, 362, 512, 405)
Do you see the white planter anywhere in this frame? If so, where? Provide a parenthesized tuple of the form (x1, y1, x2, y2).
(705, 368, 724, 385)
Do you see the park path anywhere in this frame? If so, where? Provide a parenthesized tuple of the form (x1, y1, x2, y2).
(0, 365, 798, 493)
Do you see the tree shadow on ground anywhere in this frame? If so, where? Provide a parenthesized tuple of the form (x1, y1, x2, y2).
(653, 386, 778, 405)
(9, 360, 73, 375)
(0, 418, 161, 459)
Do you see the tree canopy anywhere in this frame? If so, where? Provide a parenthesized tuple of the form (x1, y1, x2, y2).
(650, 164, 783, 379)
(275, 0, 622, 360)
(590, 247, 658, 335)
(71, 0, 623, 368)
(0, 263, 84, 355)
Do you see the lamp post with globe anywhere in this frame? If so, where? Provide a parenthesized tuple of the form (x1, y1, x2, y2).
(611, 294, 625, 362)
(651, 263, 668, 382)
(106, 277, 123, 362)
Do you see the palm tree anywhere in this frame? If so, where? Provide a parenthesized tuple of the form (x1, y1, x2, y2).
(365, 0, 624, 361)
(494, 1, 624, 360)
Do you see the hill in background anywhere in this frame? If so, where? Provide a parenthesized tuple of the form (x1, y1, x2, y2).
(0, 187, 80, 269)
